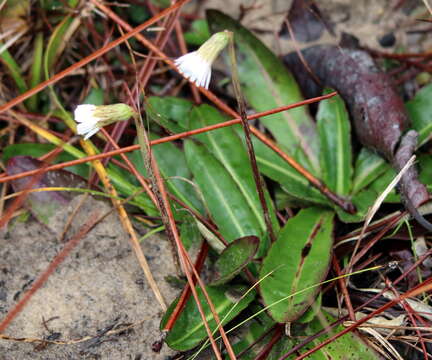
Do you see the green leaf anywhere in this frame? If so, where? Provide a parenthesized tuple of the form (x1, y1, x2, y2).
(129, 135, 204, 214)
(83, 88, 105, 105)
(338, 166, 400, 223)
(189, 105, 278, 238)
(419, 154, 432, 186)
(268, 310, 379, 359)
(406, 83, 432, 146)
(162, 285, 256, 351)
(26, 32, 44, 112)
(302, 310, 380, 359)
(210, 236, 259, 286)
(106, 164, 158, 215)
(184, 19, 211, 46)
(0, 44, 28, 94)
(251, 135, 329, 206)
(147, 96, 193, 133)
(260, 208, 334, 322)
(179, 214, 202, 251)
(126, 3, 149, 24)
(267, 335, 295, 360)
(335, 189, 376, 223)
(43, 3, 80, 77)
(185, 140, 263, 243)
(230, 303, 276, 359)
(317, 90, 352, 196)
(207, 9, 320, 175)
(369, 167, 399, 203)
(352, 148, 388, 194)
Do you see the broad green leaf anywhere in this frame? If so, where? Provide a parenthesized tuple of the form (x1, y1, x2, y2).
(406, 83, 432, 146)
(352, 148, 388, 194)
(162, 285, 256, 351)
(251, 135, 329, 206)
(210, 236, 259, 286)
(184, 19, 210, 46)
(335, 189, 375, 223)
(147, 96, 192, 133)
(338, 166, 400, 223)
(129, 135, 204, 214)
(207, 9, 320, 175)
(126, 3, 149, 24)
(317, 90, 352, 196)
(369, 167, 399, 203)
(260, 208, 334, 322)
(298, 293, 322, 323)
(189, 105, 278, 238)
(185, 141, 263, 243)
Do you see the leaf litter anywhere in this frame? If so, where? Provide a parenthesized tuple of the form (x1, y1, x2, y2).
(1, 1, 432, 359)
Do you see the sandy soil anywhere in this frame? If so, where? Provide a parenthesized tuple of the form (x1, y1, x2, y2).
(0, 195, 178, 359)
(1, 0, 430, 359)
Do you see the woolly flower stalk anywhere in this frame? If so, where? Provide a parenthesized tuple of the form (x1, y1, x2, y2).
(74, 103, 136, 140)
(175, 30, 232, 89)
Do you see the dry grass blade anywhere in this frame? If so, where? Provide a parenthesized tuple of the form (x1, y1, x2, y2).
(133, 109, 234, 359)
(348, 155, 416, 273)
(80, 139, 167, 311)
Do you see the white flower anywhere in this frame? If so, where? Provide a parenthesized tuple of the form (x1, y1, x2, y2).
(175, 31, 231, 89)
(74, 103, 137, 140)
(175, 51, 212, 89)
(74, 104, 100, 140)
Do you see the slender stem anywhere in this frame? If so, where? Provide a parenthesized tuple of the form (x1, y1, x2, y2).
(228, 33, 276, 243)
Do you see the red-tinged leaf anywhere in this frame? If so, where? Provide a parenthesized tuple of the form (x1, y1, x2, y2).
(7, 156, 88, 228)
(210, 236, 259, 286)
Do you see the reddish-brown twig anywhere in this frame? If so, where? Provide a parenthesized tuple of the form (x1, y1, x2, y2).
(292, 278, 432, 360)
(89, 0, 354, 214)
(0, 93, 336, 185)
(0, 0, 191, 114)
(163, 241, 209, 331)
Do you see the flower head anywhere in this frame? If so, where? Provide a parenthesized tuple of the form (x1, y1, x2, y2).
(74, 103, 136, 140)
(175, 30, 232, 89)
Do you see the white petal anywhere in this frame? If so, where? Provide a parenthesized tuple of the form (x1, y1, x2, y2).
(74, 104, 101, 139)
(76, 120, 99, 138)
(82, 127, 100, 140)
(203, 68, 211, 89)
(175, 52, 212, 89)
(74, 104, 97, 123)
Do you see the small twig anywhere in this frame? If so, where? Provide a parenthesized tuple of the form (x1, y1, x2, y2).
(87, 0, 355, 214)
(228, 32, 276, 243)
(0, 0, 191, 114)
(0, 93, 337, 185)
